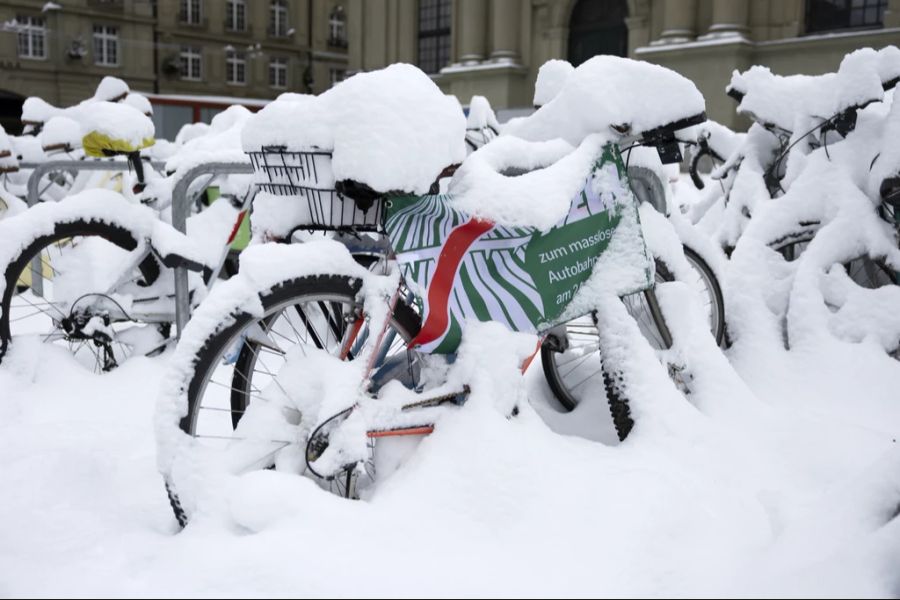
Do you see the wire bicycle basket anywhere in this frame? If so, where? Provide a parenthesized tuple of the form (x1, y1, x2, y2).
(247, 146, 384, 233)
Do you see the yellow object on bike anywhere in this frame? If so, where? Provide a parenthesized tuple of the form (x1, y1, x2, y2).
(82, 131, 155, 158)
(204, 186, 251, 252)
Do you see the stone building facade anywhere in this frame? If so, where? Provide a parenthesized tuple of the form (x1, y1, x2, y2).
(0, 0, 348, 134)
(349, 0, 900, 127)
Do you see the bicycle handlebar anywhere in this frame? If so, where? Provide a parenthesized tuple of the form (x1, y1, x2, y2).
(687, 139, 725, 190)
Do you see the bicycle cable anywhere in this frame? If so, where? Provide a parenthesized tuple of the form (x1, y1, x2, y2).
(765, 112, 845, 196)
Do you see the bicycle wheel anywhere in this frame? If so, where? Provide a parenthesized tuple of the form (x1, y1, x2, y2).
(541, 245, 723, 414)
(165, 274, 421, 527)
(0, 219, 165, 371)
(774, 232, 896, 289)
(773, 234, 898, 354)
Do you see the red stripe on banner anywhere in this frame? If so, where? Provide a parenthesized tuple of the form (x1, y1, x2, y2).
(226, 211, 248, 245)
(409, 217, 494, 348)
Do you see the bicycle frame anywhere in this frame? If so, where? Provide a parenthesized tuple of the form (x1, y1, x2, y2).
(300, 141, 655, 478)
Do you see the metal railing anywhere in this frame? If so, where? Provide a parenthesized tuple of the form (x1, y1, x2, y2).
(21, 159, 166, 297)
(22, 158, 166, 208)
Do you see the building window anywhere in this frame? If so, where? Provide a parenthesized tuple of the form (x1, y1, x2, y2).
(330, 68, 346, 88)
(805, 0, 887, 34)
(16, 16, 46, 60)
(269, 0, 289, 37)
(93, 25, 119, 66)
(329, 6, 347, 47)
(180, 0, 203, 25)
(179, 46, 202, 81)
(417, 0, 451, 74)
(269, 57, 288, 88)
(226, 0, 246, 32)
(226, 50, 247, 85)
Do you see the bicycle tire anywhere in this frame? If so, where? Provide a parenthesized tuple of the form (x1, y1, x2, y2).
(0, 219, 161, 368)
(541, 244, 723, 416)
(165, 274, 421, 527)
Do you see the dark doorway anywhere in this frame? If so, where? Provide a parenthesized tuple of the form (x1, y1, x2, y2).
(0, 91, 25, 136)
(567, 0, 629, 67)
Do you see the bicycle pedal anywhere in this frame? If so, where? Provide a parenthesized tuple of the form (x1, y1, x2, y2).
(401, 385, 471, 411)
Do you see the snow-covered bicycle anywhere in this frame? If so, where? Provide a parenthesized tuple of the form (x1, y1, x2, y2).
(689, 46, 900, 257)
(0, 105, 253, 372)
(157, 58, 710, 526)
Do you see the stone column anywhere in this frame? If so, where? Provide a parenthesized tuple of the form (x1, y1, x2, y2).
(655, 0, 698, 44)
(458, 0, 487, 65)
(489, 0, 520, 63)
(885, 0, 900, 28)
(702, 0, 749, 39)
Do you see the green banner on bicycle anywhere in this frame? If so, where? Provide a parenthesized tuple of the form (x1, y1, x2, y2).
(385, 143, 654, 354)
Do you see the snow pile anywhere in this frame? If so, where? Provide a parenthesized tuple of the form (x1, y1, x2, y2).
(124, 93, 153, 116)
(532, 59, 574, 107)
(466, 95, 500, 131)
(21, 96, 60, 127)
(844, 45, 900, 89)
(464, 96, 501, 155)
(449, 134, 588, 229)
(75, 101, 155, 149)
(165, 105, 252, 178)
(91, 76, 130, 102)
(19, 77, 151, 150)
(39, 116, 83, 151)
(243, 63, 467, 194)
(174, 122, 210, 145)
(28, 101, 154, 154)
(11, 134, 47, 164)
(505, 56, 705, 145)
(728, 54, 884, 133)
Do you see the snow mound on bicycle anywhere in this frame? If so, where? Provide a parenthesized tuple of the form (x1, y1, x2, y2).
(242, 64, 466, 195)
(448, 135, 595, 230)
(727, 47, 894, 133)
(165, 105, 253, 181)
(504, 55, 705, 145)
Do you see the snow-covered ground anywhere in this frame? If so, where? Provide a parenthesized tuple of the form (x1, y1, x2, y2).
(2, 56, 900, 598)
(1, 305, 898, 597)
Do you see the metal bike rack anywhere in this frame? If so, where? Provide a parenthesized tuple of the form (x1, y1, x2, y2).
(22, 158, 166, 208)
(20, 158, 166, 297)
(170, 162, 254, 338)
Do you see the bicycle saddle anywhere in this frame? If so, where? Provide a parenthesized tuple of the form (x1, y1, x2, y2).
(77, 102, 155, 158)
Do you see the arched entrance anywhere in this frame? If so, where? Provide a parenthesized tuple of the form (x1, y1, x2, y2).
(567, 0, 629, 66)
(0, 90, 25, 135)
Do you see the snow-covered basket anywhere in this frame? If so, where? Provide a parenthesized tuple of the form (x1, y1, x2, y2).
(247, 146, 383, 232)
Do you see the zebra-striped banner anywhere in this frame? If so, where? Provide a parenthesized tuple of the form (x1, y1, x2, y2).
(385, 143, 652, 354)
